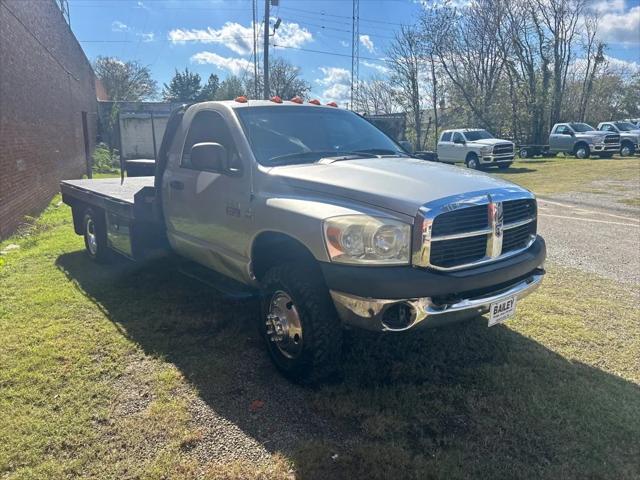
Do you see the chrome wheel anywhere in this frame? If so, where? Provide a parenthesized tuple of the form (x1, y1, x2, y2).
(575, 146, 588, 159)
(621, 145, 632, 157)
(85, 217, 98, 256)
(467, 157, 479, 169)
(266, 291, 304, 359)
(519, 148, 529, 159)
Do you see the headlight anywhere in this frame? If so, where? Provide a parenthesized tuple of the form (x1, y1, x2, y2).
(481, 146, 493, 154)
(323, 215, 411, 265)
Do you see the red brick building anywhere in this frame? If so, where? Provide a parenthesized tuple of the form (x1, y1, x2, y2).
(0, 0, 97, 238)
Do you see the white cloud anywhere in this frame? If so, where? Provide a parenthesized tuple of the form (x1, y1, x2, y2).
(340, 40, 350, 48)
(111, 21, 130, 32)
(191, 52, 253, 76)
(598, 6, 640, 44)
(587, 0, 625, 14)
(362, 61, 389, 74)
(604, 55, 640, 73)
(359, 34, 375, 53)
(136, 1, 151, 12)
(315, 67, 352, 105)
(137, 32, 155, 42)
(170, 20, 312, 55)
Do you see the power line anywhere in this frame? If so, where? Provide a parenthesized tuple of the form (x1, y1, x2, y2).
(279, 4, 408, 27)
(271, 43, 385, 63)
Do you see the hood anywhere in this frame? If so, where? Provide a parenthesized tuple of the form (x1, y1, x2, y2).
(267, 157, 528, 217)
(576, 130, 612, 139)
(467, 138, 513, 146)
(620, 130, 640, 138)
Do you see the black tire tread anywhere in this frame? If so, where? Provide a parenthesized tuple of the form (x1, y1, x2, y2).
(260, 263, 342, 384)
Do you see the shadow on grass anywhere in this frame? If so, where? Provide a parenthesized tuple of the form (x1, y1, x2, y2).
(56, 252, 640, 479)
(495, 167, 538, 174)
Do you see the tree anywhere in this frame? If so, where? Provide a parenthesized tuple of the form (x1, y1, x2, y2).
(354, 77, 399, 115)
(386, 26, 425, 150)
(162, 68, 202, 102)
(245, 58, 311, 100)
(93, 56, 157, 101)
(199, 74, 220, 101)
(214, 76, 246, 100)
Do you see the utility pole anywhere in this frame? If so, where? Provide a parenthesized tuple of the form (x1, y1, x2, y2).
(252, 0, 258, 99)
(263, 0, 270, 99)
(350, 0, 360, 109)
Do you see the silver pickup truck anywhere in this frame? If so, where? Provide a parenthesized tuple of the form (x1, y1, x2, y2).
(597, 121, 640, 156)
(437, 129, 515, 169)
(61, 100, 546, 383)
(549, 122, 620, 158)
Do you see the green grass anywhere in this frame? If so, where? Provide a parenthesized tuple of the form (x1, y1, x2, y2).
(1, 196, 639, 479)
(493, 156, 640, 198)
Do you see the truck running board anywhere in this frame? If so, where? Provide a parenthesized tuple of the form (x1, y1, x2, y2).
(178, 261, 257, 299)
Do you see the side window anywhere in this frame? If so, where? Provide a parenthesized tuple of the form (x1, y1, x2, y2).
(181, 110, 241, 172)
(555, 125, 568, 134)
(441, 132, 452, 142)
(601, 124, 614, 132)
(452, 132, 464, 143)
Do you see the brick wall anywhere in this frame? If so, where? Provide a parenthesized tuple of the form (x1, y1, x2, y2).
(0, 0, 97, 238)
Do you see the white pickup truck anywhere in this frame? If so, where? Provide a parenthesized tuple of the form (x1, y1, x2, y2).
(436, 129, 515, 170)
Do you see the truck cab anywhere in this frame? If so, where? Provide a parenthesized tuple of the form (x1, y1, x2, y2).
(437, 129, 514, 169)
(596, 121, 639, 156)
(549, 122, 620, 159)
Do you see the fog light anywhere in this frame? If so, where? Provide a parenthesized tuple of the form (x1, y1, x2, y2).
(381, 303, 415, 330)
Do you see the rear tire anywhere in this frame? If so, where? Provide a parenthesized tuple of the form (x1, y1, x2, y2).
(465, 153, 480, 170)
(260, 263, 343, 384)
(574, 144, 590, 159)
(83, 207, 110, 263)
(519, 148, 530, 159)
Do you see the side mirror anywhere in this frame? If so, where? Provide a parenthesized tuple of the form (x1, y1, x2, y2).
(399, 140, 414, 153)
(566, 131, 575, 136)
(191, 142, 227, 172)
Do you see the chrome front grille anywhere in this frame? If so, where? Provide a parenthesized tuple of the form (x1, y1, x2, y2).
(604, 134, 620, 144)
(413, 191, 537, 271)
(493, 143, 514, 155)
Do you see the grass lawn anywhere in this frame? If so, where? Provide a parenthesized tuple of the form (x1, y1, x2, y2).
(493, 155, 640, 201)
(1, 159, 639, 479)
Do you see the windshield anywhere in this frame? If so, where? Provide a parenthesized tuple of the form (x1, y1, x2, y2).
(614, 122, 637, 131)
(570, 123, 595, 132)
(463, 130, 494, 141)
(235, 106, 404, 165)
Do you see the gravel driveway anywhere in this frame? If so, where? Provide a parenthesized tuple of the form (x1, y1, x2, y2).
(537, 193, 640, 284)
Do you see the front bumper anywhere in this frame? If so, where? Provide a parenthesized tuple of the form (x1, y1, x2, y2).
(591, 143, 620, 152)
(480, 154, 514, 163)
(331, 269, 544, 331)
(323, 237, 546, 331)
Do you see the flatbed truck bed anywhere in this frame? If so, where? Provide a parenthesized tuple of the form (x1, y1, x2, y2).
(60, 177, 165, 259)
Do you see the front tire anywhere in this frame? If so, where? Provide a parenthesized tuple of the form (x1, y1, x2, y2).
(519, 148, 529, 159)
(620, 142, 635, 157)
(260, 263, 343, 384)
(574, 144, 590, 159)
(466, 153, 480, 170)
(83, 207, 110, 263)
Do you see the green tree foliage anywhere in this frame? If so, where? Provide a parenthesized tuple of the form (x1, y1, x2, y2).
(162, 68, 203, 102)
(93, 56, 157, 101)
(214, 76, 246, 100)
(199, 74, 220, 101)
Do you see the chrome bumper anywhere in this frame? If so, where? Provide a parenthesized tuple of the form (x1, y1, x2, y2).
(330, 271, 544, 332)
(592, 144, 620, 152)
(480, 154, 514, 163)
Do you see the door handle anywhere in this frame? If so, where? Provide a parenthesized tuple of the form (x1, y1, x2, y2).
(169, 180, 184, 190)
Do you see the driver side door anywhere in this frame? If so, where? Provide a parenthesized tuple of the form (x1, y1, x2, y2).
(163, 108, 253, 282)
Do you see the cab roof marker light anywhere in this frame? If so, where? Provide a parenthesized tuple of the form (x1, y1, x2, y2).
(234, 95, 248, 103)
(326, 101, 338, 107)
(271, 95, 283, 103)
(290, 96, 304, 104)
(308, 99, 321, 105)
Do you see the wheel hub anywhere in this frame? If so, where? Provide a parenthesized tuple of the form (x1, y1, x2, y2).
(265, 291, 303, 359)
(86, 218, 98, 255)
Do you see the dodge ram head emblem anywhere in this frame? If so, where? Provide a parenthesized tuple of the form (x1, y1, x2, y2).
(487, 196, 504, 258)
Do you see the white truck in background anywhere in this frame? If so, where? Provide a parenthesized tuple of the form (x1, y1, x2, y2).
(596, 121, 640, 156)
(436, 129, 515, 170)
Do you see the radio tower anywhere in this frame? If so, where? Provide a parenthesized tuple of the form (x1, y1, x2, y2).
(350, 0, 359, 109)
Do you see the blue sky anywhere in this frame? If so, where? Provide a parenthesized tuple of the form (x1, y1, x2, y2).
(70, 0, 640, 104)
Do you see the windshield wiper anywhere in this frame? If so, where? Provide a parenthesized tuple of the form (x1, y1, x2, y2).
(266, 150, 370, 166)
(348, 148, 404, 156)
